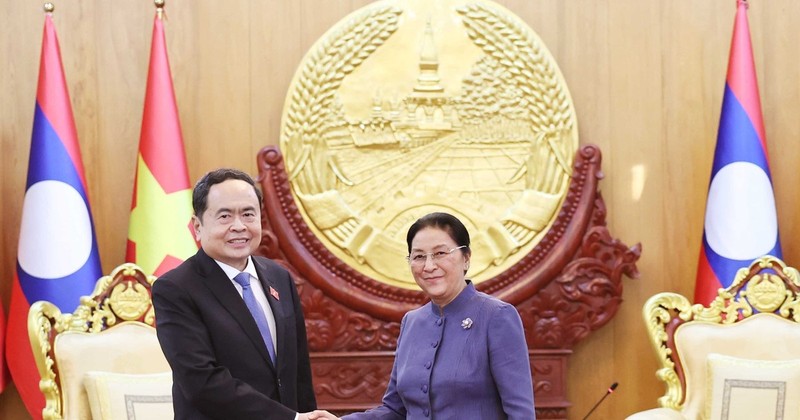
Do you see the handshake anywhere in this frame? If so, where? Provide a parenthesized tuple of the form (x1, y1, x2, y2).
(299, 410, 340, 420)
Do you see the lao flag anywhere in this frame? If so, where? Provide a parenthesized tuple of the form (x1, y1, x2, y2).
(6, 14, 102, 417)
(126, 12, 197, 276)
(694, 0, 781, 305)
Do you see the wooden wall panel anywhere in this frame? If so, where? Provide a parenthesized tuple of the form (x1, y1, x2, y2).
(2, 1, 800, 418)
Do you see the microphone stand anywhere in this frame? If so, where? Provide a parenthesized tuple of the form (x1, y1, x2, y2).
(582, 382, 618, 420)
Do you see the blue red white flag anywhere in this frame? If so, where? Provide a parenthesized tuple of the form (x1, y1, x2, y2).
(6, 14, 102, 417)
(694, 0, 781, 305)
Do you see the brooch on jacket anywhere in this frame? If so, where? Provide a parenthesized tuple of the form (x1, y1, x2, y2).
(461, 318, 473, 330)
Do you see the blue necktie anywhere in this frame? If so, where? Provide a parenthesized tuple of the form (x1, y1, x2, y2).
(233, 272, 276, 364)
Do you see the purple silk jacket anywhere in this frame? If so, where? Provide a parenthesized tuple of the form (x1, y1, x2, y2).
(344, 281, 536, 420)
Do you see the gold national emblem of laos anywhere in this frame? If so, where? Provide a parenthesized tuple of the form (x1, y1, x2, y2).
(280, 0, 578, 289)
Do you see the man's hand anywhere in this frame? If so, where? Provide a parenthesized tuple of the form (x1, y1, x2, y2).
(300, 410, 340, 420)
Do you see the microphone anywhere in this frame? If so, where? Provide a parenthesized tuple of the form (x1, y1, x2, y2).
(582, 382, 618, 420)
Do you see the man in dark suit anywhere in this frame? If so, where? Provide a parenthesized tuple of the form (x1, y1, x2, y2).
(153, 168, 317, 420)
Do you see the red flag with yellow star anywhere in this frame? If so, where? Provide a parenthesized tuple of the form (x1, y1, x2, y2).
(127, 10, 197, 276)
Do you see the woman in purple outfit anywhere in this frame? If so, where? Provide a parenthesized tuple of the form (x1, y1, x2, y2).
(312, 212, 536, 420)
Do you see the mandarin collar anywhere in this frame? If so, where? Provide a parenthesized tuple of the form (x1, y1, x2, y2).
(430, 280, 475, 316)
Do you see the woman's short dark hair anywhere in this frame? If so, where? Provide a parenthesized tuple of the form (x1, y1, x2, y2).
(192, 168, 263, 219)
(406, 212, 471, 255)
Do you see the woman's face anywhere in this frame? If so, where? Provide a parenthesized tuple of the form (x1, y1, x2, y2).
(408, 226, 470, 307)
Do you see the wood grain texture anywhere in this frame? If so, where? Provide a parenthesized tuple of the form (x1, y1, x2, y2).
(2, 1, 800, 418)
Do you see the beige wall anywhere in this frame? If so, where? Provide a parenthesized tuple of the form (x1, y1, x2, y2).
(3, 0, 800, 418)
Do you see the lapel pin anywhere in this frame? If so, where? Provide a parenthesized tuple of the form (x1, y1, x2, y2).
(270, 286, 280, 301)
(461, 318, 473, 330)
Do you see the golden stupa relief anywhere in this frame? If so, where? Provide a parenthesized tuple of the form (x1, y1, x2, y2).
(280, 0, 578, 289)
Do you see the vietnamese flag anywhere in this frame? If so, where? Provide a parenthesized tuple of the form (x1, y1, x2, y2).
(0, 304, 6, 394)
(694, 0, 781, 305)
(126, 9, 197, 276)
(7, 12, 103, 417)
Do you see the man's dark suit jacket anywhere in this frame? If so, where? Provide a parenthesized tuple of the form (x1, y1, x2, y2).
(152, 248, 316, 420)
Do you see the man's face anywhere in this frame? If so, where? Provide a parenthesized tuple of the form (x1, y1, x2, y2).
(193, 179, 262, 271)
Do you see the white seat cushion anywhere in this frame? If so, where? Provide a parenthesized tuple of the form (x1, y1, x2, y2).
(705, 354, 800, 420)
(83, 371, 172, 420)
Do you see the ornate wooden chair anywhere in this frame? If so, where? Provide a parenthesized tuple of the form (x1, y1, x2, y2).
(28, 263, 172, 420)
(627, 256, 800, 420)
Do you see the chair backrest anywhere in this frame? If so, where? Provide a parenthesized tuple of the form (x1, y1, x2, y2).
(643, 255, 800, 419)
(28, 263, 171, 420)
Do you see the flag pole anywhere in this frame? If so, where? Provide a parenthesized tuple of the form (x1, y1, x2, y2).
(43, 2, 54, 13)
(156, 0, 164, 20)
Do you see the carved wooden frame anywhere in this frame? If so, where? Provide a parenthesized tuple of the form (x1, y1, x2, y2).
(256, 144, 640, 419)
